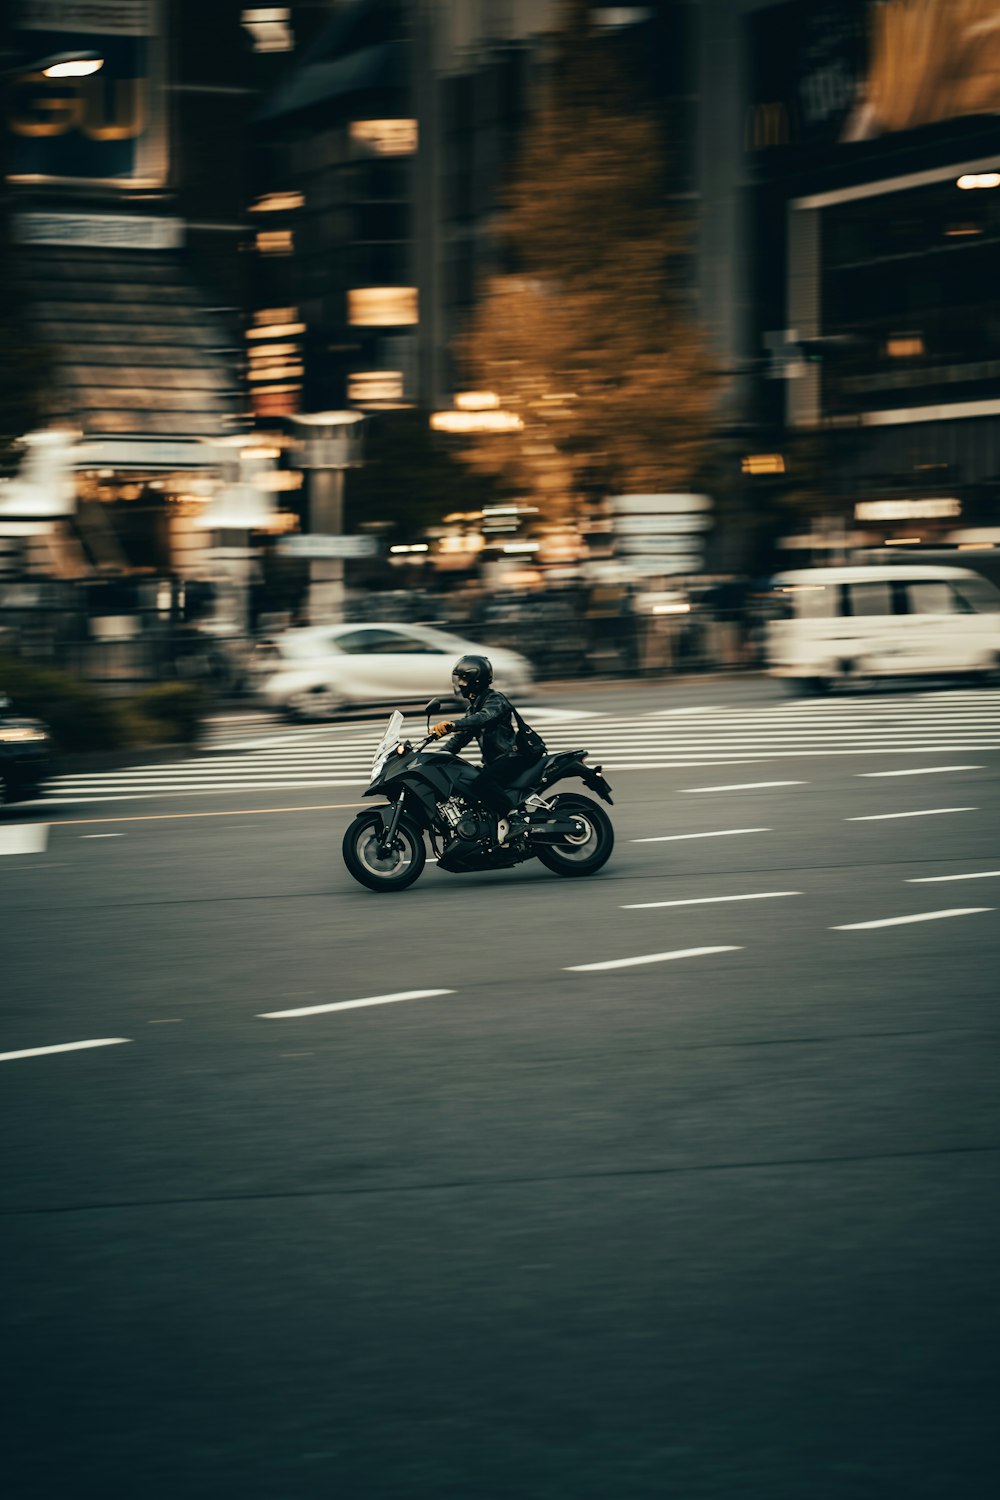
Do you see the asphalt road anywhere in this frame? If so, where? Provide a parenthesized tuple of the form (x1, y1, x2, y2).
(3, 677, 999, 1499)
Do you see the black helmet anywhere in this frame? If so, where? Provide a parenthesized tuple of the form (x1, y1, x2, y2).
(452, 654, 492, 700)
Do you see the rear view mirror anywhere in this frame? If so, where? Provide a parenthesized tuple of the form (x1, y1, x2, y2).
(424, 698, 441, 714)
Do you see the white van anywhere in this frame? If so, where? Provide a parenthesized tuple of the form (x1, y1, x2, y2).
(765, 564, 1000, 692)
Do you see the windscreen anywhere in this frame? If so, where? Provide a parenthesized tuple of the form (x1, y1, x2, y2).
(372, 711, 404, 769)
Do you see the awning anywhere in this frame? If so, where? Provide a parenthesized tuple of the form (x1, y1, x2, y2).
(256, 41, 406, 124)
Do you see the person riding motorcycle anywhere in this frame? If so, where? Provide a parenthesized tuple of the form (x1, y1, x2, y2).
(431, 655, 542, 845)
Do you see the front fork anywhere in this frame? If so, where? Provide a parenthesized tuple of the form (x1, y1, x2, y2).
(377, 793, 406, 857)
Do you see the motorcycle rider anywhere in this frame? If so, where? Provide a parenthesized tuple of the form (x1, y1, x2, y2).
(431, 654, 543, 845)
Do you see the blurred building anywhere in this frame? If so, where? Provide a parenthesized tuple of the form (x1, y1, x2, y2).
(743, 0, 1000, 557)
(248, 0, 570, 419)
(0, 1, 296, 667)
(8, 0, 997, 663)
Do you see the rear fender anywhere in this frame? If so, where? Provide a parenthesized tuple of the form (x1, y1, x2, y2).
(538, 756, 614, 805)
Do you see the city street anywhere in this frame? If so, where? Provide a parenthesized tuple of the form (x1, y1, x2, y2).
(3, 676, 999, 1498)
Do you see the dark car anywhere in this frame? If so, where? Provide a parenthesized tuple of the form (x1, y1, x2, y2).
(0, 694, 52, 808)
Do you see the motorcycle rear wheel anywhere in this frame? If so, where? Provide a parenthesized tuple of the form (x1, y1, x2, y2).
(535, 793, 614, 878)
(342, 811, 426, 892)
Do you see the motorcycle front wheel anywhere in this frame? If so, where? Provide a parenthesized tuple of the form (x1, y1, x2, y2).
(535, 793, 614, 878)
(342, 810, 426, 893)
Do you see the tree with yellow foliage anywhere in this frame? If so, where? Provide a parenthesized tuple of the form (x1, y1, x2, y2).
(457, 0, 721, 520)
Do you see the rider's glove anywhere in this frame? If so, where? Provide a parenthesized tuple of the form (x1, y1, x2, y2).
(431, 720, 455, 738)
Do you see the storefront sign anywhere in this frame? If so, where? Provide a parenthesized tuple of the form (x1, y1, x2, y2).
(855, 498, 962, 521)
(9, 0, 167, 187)
(14, 212, 183, 250)
(278, 535, 378, 560)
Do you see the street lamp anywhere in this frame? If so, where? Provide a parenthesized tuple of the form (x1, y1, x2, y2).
(37, 52, 105, 78)
(288, 412, 366, 623)
(1, 50, 105, 79)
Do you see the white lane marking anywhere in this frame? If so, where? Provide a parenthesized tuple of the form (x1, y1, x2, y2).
(846, 807, 977, 822)
(680, 780, 806, 794)
(907, 870, 1000, 884)
(858, 766, 984, 778)
(632, 828, 771, 843)
(0, 824, 49, 855)
(259, 989, 455, 1019)
(833, 908, 993, 931)
(622, 891, 801, 911)
(566, 946, 742, 973)
(0, 1037, 131, 1063)
(81, 833, 125, 839)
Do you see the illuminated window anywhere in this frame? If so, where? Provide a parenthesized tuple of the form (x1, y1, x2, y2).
(250, 192, 305, 213)
(247, 321, 306, 340)
(248, 342, 299, 360)
(885, 334, 925, 358)
(347, 287, 418, 326)
(247, 363, 304, 382)
(741, 453, 785, 475)
(348, 371, 405, 405)
(455, 391, 500, 411)
(430, 410, 523, 434)
(254, 307, 298, 326)
(242, 7, 293, 52)
(350, 120, 418, 156)
(256, 229, 293, 256)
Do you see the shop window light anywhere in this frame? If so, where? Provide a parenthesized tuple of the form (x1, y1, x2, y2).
(886, 334, 925, 357)
(348, 287, 418, 326)
(350, 120, 418, 156)
(250, 192, 305, 213)
(242, 7, 293, 52)
(255, 229, 293, 256)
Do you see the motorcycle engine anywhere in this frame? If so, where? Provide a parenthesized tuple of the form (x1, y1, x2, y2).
(455, 810, 491, 842)
(437, 796, 490, 843)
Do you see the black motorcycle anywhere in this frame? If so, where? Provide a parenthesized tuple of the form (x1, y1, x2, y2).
(342, 704, 614, 893)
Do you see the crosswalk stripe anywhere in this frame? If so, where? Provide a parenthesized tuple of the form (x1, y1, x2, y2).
(39, 689, 1000, 803)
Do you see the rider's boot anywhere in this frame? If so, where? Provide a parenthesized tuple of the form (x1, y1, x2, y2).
(496, 810, 528, 847)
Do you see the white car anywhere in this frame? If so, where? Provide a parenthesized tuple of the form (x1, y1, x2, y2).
(766, 564, 1000, 691)
(255, 621, 534, 720)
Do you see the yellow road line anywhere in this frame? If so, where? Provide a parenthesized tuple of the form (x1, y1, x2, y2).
(47, 801, 373, 828)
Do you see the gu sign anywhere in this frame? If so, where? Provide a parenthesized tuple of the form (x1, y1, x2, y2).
(8, 0, 167, 187)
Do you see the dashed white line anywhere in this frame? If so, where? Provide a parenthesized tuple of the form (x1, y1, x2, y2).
(832, 908, 993, 931)
(566, 946, 742, 973)
(680, 781, 806, 794)
(81, 833, 126, 839)
(0, 1037, 131, 1063)
(633, 828, 771, 843)
(259, 989, 455, 1019)
(622, 891, 801, 911)
(846, 807, 977, 822)
(858, 766, 983, 778)
(907, 870, 1000, 884)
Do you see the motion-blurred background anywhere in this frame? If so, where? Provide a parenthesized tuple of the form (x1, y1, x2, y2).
(3, 0, 1000, 729)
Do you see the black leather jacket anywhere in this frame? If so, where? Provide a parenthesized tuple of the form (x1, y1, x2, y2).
(442, 688, 519, 764)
